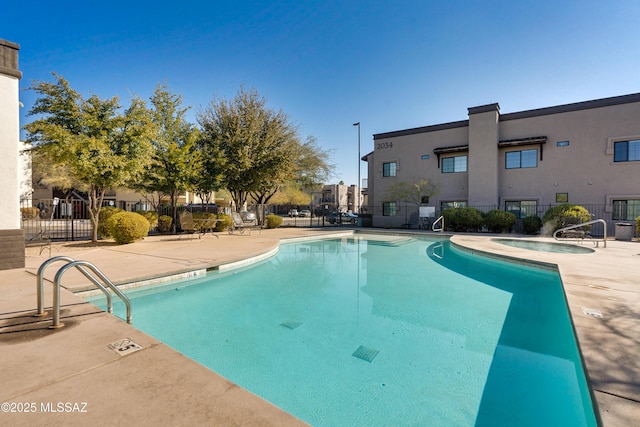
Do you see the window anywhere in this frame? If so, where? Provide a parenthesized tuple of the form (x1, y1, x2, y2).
(556, 141, 570, 147)
(505, 200, 537, 219)
(505, 149, 538, 169)
(614, 140, 640, 162)
(440, 201, 467, 211)
(383, 201, 397, 216)
(442, 155, 467, 173)
(382, 162, 397, 177)
(613, 200, 640, 220)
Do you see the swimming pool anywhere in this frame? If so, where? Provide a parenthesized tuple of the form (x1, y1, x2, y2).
(89, 236, 597, 426)
(493, 238, 595, 254)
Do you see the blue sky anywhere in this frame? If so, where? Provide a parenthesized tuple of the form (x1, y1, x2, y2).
(4, 1, 640, 186)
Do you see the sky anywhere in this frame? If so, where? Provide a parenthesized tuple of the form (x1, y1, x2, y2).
(4, 0, 640, 187)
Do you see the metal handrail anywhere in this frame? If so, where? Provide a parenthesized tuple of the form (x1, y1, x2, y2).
(432, 215, 445, 232)
(553, 218, 607, 248)
(36, 256, 132, 328)
(35, 256, 113, 317)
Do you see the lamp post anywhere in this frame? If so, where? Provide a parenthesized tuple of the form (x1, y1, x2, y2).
(353, 122, 360, 213)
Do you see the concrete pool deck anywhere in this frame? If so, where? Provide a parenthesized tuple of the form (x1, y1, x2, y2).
(0, 228, 638, 425)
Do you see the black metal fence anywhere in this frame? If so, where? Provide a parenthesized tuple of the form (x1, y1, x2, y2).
(360, 203, 624, 237)
(21, 198, 94, 241)
(20, 198, 632, 241)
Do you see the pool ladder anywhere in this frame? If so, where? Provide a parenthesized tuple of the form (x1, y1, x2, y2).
(432, 215, 445, 232)
(34, 256, 132, 329)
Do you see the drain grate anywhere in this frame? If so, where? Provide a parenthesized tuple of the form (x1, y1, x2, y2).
(352, 345, 379, 363)
(280, 321, 302, 330)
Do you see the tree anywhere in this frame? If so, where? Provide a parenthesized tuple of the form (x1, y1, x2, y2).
(132, 83, 204, 231)
(197, 87, 300, 212)
(24, 73, 155, 242)
(384, 178, 440, 207)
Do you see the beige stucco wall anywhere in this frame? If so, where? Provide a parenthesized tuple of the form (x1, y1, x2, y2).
(369, 125, 469, 209)
(468, 105, 499, 207)
(498, 102, 640, 207)
(368, 94, 640, 227)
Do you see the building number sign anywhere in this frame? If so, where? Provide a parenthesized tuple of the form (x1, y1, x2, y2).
(376, 141, 393, 150)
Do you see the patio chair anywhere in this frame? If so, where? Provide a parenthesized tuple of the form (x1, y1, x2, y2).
(178, 211, 199, 239)
(559, 216, 591, 241)
(228, 211, 250, 235)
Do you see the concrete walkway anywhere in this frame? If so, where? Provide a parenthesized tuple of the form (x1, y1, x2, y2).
(1, 228, 638, 425)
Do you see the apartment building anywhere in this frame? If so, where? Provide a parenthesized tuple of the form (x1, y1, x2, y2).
(364, 93, 640, 229)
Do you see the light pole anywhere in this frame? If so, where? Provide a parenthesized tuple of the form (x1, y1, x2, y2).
(353, 122, 360, 213)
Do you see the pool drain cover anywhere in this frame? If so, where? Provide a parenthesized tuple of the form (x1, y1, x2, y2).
(352, 345, 379, 362)
(280, 321, 302, 330)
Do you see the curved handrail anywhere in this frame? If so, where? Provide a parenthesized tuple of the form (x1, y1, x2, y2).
(432, 215, 445, 232)
(553, 219, 607, 248)
(49, 260, 132, 328)
(35, 256, 113, 317)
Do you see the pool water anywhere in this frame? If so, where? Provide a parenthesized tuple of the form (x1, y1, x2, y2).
(493, 238, 595, 254)
(90, 236, 597, 426)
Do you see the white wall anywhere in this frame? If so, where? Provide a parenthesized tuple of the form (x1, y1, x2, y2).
(0, 72, 21, 229)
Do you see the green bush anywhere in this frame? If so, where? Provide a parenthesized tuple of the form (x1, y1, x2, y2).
(214, 214, 233, 232)
(136, 210, 158, 229)
(157, 215, 173, 233)
(107, 211, 150, 244)
(484, 210, 516, 233)
(522, 215, 543, 235)
(443, 207, 483, 232)
(265, 214, 283, 229)
(98, 206, 124, 238)
(542, 204, 591, 232)
(636, 216, 640, 235)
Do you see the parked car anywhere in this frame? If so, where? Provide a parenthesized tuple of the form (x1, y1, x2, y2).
(327, 212, 358, 224)
(240, 211, 256, 223)
(298, 209, 311, 217)
(288, 209, 299, 217)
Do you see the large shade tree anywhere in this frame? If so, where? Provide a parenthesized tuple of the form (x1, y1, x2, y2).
(24, 73, 155, 242)
(251, 135, 334, 207)
(131, 83, 204, 230)
(197, 87, 301, 212)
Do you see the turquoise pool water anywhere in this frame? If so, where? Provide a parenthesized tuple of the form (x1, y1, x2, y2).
(493, 238, 595, 254)
(90, 236, 597, 426)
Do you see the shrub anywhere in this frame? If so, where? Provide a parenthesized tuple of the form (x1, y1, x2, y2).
(443, 207, 483, 232)
(107, 211, 150, 244)
(98, 206, 124, 238)
(157, 215, 173, 233)
(265, 214, 283, 229)
(636, 216, 640, 235)
(542, 204, 591, 232)
(136, 210, 158, 229)
(522, 215, 543, 235)
(20, 207, 40, 219)
(484, 210, 516, 233)
(214, 214, 233, 232)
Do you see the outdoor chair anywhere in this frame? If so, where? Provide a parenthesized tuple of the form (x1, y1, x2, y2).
(178, 211, 199, 239)
(228, 211, 252, 235)
(559, 216, 591, 241)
